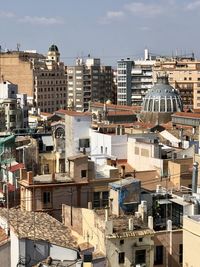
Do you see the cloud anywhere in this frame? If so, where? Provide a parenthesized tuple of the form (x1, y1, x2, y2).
(124, 2, 163, 17)
(140, 26, 151, 31)
(185, 1, 200, 10)
(0, 11, 15, 19)
(99, 11, 124, 24)
(18, 16, 64, 25)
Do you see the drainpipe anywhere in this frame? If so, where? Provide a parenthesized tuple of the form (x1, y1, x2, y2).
(192, 162, 199, 194)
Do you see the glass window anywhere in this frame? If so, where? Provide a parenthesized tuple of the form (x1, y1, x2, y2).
(118, 252, 125, 264)
(135, 250, 146, 265)
(154, 246, 163, 265)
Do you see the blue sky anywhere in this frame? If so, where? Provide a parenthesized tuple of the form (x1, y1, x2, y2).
(0, 0, 200, 66)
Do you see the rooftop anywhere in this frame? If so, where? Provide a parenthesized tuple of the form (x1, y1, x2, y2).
(172, 112, 200, 119)
(0, 208, 77, 249)
(56, 109, 91, 117)
(95, 210, 154, 238)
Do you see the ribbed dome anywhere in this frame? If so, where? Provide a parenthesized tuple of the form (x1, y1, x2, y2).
(49, 44, 59, 52)
(142, 76, 182, 113)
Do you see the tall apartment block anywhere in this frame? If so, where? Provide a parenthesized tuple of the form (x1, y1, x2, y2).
(153, 55, 200, 109)
(0, 81, 28, 131)
(0, 45, 67, 113)
(67, 58, 116, 111)
(117, 49, 155, 106)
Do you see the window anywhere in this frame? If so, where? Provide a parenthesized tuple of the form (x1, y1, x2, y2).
(118, 252, 125, 264)
(139, 238, 143, 242)
(179, 244, 183, 264)
(154, 246, 163, 265)
(135, 250, 146, 265)
(102, 191, 109, 207)
(43, 164, 49, 174)
(93, 192, 100, 208)
(101, 146, 103, 154)
(43, 191, 52, 208)
(120, 240, 124, 245)
(81, 170, 87, 178)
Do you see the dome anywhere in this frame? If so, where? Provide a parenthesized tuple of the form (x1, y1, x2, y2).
(142, 76, 182, 113)
(48, 44, 59, 52)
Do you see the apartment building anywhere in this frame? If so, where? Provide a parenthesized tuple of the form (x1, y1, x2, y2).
(0, 45, 68, 113)
(117, 49, 155, 106)
(67, 57, 115, 111)
(0, 81, 28, 131)
(153, 55, 200, 108)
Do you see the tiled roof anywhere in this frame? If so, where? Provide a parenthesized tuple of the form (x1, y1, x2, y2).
(107, 110, 135, 116)
(0, 208, 77, 249)
(55, 109, 91, 117)
(91, 102, 141, 111)
(172, 112, 200, 119)
(8, 163, 25, 172)
(0, 227, 8, 246)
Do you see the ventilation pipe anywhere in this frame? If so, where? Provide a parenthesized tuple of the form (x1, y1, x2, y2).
(192, 162, 199, 194)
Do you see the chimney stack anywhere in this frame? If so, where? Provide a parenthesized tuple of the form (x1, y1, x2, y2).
(27, 171, 33, 185)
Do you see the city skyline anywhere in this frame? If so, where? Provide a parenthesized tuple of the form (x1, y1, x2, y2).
(0, 0, 200, 65)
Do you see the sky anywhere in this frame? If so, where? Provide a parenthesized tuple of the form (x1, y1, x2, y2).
(0, 0, 200, 66)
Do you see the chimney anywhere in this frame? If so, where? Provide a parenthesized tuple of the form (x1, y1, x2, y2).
(148, 216, 153, 230)
(121, 165, 125, 178)
(88, 202, 92, 209)
(20, 168, 27, 180)
(128, 218, 134, 231)
(52, 172, 56, 183)
(167, 220, 172, 231)
(105, 207, 109, 222)
(27, 171, 33, 185)
(192, 162, 199, 194)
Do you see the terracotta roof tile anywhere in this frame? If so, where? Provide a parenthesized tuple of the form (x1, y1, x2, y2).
(0, 208, 78, 249)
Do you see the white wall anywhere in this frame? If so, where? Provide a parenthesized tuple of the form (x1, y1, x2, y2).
(127, 137, 163, 172)
(50, 244, 78, 261)
(90, 130, 127, 160)
(0, 82, 18, 99)
(10, 231, 20, 267)
(65, 115, 91, 158)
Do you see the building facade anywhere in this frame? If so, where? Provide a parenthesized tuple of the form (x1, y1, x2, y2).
(153, 55, 200, 108)
(117, 50, 155, 106)
(0, 45, 68, 113)
(67, 58, 115, 111)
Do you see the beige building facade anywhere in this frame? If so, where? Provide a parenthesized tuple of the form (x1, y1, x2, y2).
(153, 57, 200, 108)
(0, 45, 68, 113)
(183, 215, 200, 267)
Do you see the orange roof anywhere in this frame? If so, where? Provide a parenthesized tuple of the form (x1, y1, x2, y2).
(172, 112, 200, 119)
(8, 163, 25, 172)
(108, 110, 135, 116)
(91, 102, 141, 111)
(40, 112, 52, 117)
(55, 109, 92, 117)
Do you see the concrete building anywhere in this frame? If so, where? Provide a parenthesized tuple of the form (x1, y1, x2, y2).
(90, 127, 127, 161)
(0, 81, 28, 131)
(63, 205, 155, 267)
(67, 57, 115, 112)
(65, 111, 91, 170)
(117, 49, 155, 106)
(183, 215, 200, 267)
(153, 55, 200, 108)
(19, 154, 120, 220)
(0, 45, 68, 113)
(0, 208, 82, 267)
